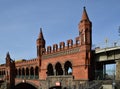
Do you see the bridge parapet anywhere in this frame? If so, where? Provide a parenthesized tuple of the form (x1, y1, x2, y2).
(95, 46, 120, 62)
(95, 46, 120, 54)
(15, 58, 38, 67)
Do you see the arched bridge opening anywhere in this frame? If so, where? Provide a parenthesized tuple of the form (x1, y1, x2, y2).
(15, 82, 37, 89)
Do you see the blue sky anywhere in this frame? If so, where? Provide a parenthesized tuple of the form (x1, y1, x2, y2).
(0, 0, 120, 63)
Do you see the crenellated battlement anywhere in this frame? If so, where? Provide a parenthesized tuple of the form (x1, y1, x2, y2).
(15, 58, 38, 66)
(42, 36, 81, 59)
(44, 36, 80, 54)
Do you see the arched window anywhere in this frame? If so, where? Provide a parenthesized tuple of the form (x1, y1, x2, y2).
(26, 67, 29, 79)
(21, 68, 25, 79)
(64, 61, 72, 75)
(18, 68, 21, 76)
(30, 67, 34, 79)
(35, 66, 39, 79)
(55, 62, 63, 75)
(47, 64, 54, 76)
(35, 66, 39, 76)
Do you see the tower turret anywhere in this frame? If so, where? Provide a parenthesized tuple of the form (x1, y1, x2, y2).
(36, 28, 46, 68)
(79, 7, 92, 47)
(6, 52, 11, 67)
(78, 7, 92, 79)
(36, 28, 46, 57)
(5, 52, 15, 89)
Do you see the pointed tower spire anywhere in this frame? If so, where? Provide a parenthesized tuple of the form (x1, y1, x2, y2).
(81, 7, 89, 21)
(38, 28, 44, 39)
(36, 28, 46, 57)
(78, 7, 92, 46)
(6, 52, 10, 59)
(6, 52, 11, 67)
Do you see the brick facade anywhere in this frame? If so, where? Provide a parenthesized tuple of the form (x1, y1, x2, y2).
(0, 7, 93, 89)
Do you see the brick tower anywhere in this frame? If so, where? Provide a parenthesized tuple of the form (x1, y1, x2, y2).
(78, 7, 92, 80)
(6, 52, 15, 89)
(36, 28, 46, 66)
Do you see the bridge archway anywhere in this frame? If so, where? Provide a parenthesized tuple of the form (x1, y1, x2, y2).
(15, 82, 37, 89)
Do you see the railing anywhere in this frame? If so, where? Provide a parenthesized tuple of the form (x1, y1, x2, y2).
(94, 39, 120, 50)
(16, 75, 39, 79)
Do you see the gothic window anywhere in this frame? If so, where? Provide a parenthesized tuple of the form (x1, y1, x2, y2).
(83, 32, 85, 43)
(64, 61, 72, 75)
(22, 68, 25, 77)
(35, 66, 39, 76)
(26, 67, 29, 78)
(85, 29, 88, 43)
(30, 67, 34, 79)
(55, 62, 63, 75)
(47, 64, 54, 76)
(18, 68, 21, 76)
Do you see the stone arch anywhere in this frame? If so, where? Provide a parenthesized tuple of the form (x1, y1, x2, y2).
(47, 63, 54, 76)
(64, 61, 72, 75)
(15, 82, 38, 89)
(55, 62, 63, 75)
